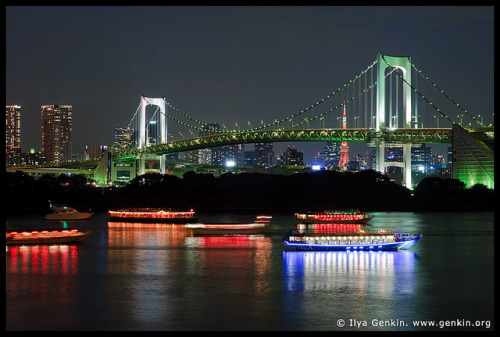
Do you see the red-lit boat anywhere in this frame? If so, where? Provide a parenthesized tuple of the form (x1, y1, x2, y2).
(108, 208, 197, 223)
(185, 215, 272, 235)
(294, 210, 373, 224)
(6, 229, 91, 245)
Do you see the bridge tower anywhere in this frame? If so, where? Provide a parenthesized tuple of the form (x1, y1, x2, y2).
(138, 95, 167, 175)
(375, 54, 414, 188)
(338, 104, 349, 169)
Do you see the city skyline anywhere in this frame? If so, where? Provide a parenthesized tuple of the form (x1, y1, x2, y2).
(6, 6, 494, 163)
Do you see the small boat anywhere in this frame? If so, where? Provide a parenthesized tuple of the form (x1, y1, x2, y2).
(44, 202, 93, 220)
(108, 208, 197, 223)
(283, 229, 422, 251)
(186, 223, 269, 235)
(186, 215, 272, 235)
(6, 229, 91, 245)
(294, 210, 373, 224)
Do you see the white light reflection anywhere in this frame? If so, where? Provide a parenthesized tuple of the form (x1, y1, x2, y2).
(283, 250, 416, 291)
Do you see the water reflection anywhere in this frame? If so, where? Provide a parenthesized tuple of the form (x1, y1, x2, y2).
(6, 244, 79, 274)
(104, 223, 275, 329)
(283, 250, 416, 289)
(107, 222, 190, 248)
(6, 245, 80, 330)
(282, 250, 418, 330)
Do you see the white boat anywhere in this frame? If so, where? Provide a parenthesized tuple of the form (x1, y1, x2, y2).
(283, 229, 422, 251)
(44, 202, 93, 220)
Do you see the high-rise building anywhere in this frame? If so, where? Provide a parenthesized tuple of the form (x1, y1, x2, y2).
(411, 143, 432, 173)
(6, 105, 21, 166)
(254, 142, 274, 168)
(113, 127, 133, 150)
(41, 104, 72, 163)
(281, 146, 304, 166)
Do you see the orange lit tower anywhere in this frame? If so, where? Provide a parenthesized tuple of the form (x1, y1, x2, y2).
(338, 104, 349, 169)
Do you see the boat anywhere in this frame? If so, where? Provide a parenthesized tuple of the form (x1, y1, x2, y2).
(108, 208, 197, 223)
(6, 229, 91, 245)
(294, 210, 374, 224)
(283, 229, 422, 251)
(44, 202, 93, 220)
(185, 215, 272, 235)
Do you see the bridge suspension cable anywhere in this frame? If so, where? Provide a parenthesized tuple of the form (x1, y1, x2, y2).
(244, 59, 379, 132)
(409, 60, 483, 126)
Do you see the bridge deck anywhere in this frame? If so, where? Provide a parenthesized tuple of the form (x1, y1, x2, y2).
(111, 126, 492, 160)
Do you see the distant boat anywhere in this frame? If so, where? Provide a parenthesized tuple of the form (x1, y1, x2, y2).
(294, 210, 373, 224)
(44, 202, 93, 220)
(283, 229, 422, 251)
(185, 215, 272, 235)
(6, 229, 91, 245)
(108, 208, 197, 223)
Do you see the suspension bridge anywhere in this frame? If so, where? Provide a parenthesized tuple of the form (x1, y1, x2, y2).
(109, 54, 494, 189)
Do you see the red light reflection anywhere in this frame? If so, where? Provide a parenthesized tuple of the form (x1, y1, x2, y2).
(6, 245, 78, 274)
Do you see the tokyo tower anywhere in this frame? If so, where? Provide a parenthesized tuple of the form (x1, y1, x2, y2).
(338, 103, 349, 169)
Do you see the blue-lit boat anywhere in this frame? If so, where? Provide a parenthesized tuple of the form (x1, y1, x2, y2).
(283, 229, 422, 251)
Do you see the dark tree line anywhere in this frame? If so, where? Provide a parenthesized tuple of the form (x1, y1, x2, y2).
(4, 169, 495, 215)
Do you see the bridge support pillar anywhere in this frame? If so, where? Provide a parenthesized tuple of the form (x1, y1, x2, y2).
(376, 140, 385, 174)
(138, 155, 145, 176)
(403, 143, 412, 189)
(375, 140, 413, 189)
(159, 155, 166, 174)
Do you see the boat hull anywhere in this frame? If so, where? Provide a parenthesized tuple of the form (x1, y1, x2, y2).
(284, 234, 422, 251)
(44, 212, 93, 220)
(6, 231, 91, 245)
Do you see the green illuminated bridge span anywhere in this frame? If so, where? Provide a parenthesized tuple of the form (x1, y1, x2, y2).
(112, 127, 454, 160)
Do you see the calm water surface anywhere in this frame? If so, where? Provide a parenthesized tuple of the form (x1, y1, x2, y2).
(6, 211, 494, 331)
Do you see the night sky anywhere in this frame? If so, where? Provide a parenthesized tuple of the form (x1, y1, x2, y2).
(6, 6, 494, 163)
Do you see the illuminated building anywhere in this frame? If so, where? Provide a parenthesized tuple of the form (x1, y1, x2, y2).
(6, 105, 21, 166)
(41, 104, 72, 163)
(113, 127, 133, 150)
(254, 142, 274, 167)
(280, 146, 303, 165)
(411, 143, 432, 173)
(85, 145, 109, 160)
(452, 124, 494, 189)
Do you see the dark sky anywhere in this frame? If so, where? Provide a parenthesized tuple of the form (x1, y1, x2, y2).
(6, 6, 494, 162)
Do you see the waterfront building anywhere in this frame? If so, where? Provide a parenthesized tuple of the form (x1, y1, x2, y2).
(6, 105, 21, 166)
(41, 104, 72, 164)
(452, 124, 494, 189)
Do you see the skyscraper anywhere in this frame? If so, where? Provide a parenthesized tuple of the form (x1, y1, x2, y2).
(41, 104, 72, 163)
(113, 127, 133, 150)
(6, 105, 21, 166)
